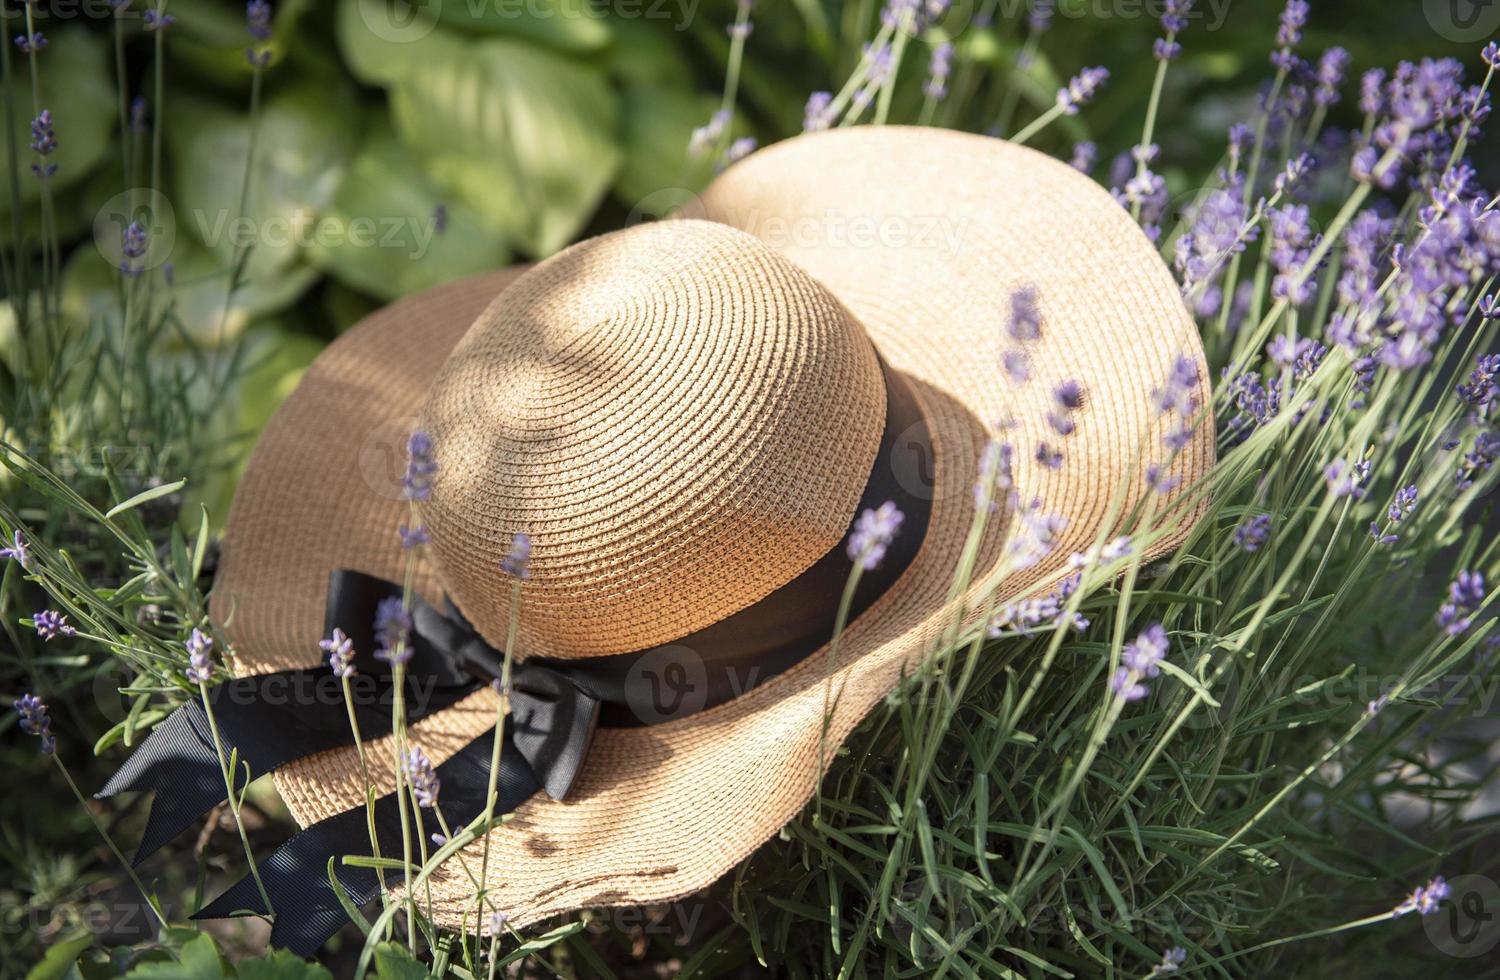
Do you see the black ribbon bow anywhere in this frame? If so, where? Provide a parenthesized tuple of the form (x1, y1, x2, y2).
(97, 570, 600, 954)
(98, 357, 935, 955)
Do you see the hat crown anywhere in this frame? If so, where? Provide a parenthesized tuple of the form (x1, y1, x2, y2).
(420, 220, 887, 658)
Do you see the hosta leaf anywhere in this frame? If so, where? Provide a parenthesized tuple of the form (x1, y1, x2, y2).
(304, 123, 510, 300)
(614, 85, 723, 208)
(388, 36, 620, 256)
(167, 83, 360, 279)
(431, 0, 612, 52)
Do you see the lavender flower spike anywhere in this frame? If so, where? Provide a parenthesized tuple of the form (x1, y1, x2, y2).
(848, 501, 904, 570)
(1057, 67, 1109, 115)
(321, 628, 357, 678)
(1, 529, 28, 568)
(15, 693, 55, 754)
(1112, 623, 1169, 702)
(374, 596, 414, 665)
(31, 610, 75, 641)
(403, 429, 437, 501)
(403, 746, 441, 808)
(1436, 570, 1486, 636)
(501, 532, 532, 579)
(185, 628, 214, 684)
(1393, 876, 1451, 917)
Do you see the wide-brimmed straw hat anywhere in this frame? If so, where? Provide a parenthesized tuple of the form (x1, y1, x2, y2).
(106, 125, 1213, 950)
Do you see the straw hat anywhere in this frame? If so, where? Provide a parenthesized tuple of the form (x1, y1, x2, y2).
(210, 125, 1213, 932)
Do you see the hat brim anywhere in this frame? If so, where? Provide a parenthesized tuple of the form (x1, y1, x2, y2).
(211, 126, 1213, 930)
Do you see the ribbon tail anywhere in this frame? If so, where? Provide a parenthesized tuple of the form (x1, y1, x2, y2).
(509, 665, 601, 802)
(96, 701, 239, 866)
(193, 721, 543, 953)
(194, 807, 381, 956)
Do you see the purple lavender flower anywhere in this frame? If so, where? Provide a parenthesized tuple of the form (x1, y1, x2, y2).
(804, 91, 834, 132)
(1008, 286, 1041, 342)
(1484, 42, 1500, 70)
(989, 574, 1089, 636)
(398, 524, 430, 549)
(723, 137, 757, 166)
(432, 203, 448, 235)
(1175, 187, 1253, 292)
(14, 32, 46, 53)
(1360, 68, 1386, 116)
(924, 42, 954, 101)
(1153, 354, 1200, 419)
(500, 532, 532, 579)
(1150, 946, 1187, 976)
(1388, 484, 1418, 523)
(1273, 0, 1309, 69)
(1035, 442, 1064, 469)
(246, 1, 273, 41)
(403, 745, 440, 808)
(1, 529, 28, 568)
(1267, 205, 1317, 306)
(1437, 570, 1486, 635)
(31, 610, 74, 642)
(1323, 457, 1369, 499)
(15, 693, 55, 754)
(848, 501, 904, 570)
(1070, 141, 1097, 174)
(1008, 500, 1066, 570)
(1235, 514, 1272, 552)
(321, 628, 357, 678)
(1002, 349, 1031, 385)
(1028, 0, 1055, 34)
(1123, 623, 1169, 675)
(726, 20, 753, 40)
(1145, 465, 1182, 494)
(974, 440, 1014, 511)
(374, 597, 413, 664)
(1153, 38, 1182, 62)
(689, 110, 731, 155)
(1456, 432, 1498, 490)
(1057, 67, 1109, 116)
(1314, 47, 1350, 106)
(1160, 0, 1193, 33)
(403, 430, 436, 501)
(29, 110, 56, 158)
(1110, 667, 1149, 702)
(130, 96, 148, 133)
(143, 8, 175, 30)
(1456, 354, 1499, 409)
(1394, 876, 1451, 917)
(185, 628, 214, 684)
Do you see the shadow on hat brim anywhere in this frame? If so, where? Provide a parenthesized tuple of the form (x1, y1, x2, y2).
(210, 126, 1213, 930)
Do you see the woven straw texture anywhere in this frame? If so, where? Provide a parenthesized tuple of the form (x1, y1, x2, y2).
(210, 126, 1213, 932)
(421, 220, 885, 658)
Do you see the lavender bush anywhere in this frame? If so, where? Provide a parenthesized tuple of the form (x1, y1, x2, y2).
(3, 0, 1499, 976)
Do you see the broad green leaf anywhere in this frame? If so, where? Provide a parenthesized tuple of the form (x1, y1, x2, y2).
(388, 36, 620, 256)
(167, 83, 360, 279)
(0, 31, 115, 214)
(303, 123, 510, 300)
(432, 0, 612, 52)
(613, 85, 723, 208)
(25, 932, 93, 980)
(337, 0, 467, 86)
(235, 950, 335, 980)
(124, 934, 225, 979)
(371, 943, 428, 980)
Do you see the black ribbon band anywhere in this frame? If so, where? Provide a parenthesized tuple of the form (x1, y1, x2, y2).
(101, 358, 933, 954)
